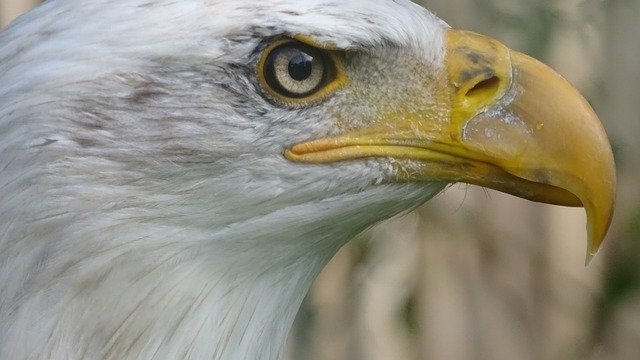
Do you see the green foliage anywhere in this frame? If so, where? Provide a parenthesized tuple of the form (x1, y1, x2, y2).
(594, 207, 640, 340)
(475, 1, 560, 57)
(401, 291, 420, 336)
(628, 207, 640, 239)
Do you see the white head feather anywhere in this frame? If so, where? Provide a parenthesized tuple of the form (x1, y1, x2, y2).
(0, 1, 448, 358)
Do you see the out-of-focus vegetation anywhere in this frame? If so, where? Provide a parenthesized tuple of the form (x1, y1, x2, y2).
(2, 1, 638, 359)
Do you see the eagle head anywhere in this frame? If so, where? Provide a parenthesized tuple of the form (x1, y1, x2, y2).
(0, 0, 615, 359)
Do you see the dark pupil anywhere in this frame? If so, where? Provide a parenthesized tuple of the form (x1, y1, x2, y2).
(288, 52, 313, 81)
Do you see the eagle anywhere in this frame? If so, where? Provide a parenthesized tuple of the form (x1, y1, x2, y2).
(0, 0, 615, 359)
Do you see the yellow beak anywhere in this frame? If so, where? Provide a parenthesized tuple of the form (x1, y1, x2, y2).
(285, 30, 616, 262)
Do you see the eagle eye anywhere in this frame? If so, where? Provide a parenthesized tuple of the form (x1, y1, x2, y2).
(257, 39, 346, 105)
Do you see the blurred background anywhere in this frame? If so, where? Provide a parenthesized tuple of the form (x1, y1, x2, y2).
(1, 0, 638, 359)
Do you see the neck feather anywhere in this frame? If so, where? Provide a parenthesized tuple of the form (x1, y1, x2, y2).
(0, 183, 442, 359)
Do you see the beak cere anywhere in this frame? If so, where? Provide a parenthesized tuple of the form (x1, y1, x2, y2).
(285, 29, 616, 262)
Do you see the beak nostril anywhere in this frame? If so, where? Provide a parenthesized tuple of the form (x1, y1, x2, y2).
(466, 76, 501, 100)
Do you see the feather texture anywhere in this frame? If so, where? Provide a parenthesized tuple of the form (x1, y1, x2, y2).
(0, 1, 447, 358)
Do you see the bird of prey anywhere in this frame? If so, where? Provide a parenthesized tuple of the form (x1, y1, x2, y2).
(0, 0, 615, 359)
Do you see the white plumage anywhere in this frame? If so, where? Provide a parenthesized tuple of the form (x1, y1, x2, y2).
(0, 1, 448, 358)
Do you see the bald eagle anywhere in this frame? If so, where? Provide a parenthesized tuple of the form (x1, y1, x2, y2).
(0, 0, 615, 359)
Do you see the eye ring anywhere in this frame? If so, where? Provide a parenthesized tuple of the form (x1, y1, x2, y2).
(257, 39, 347, 106)
(264, 43, 326, 98)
